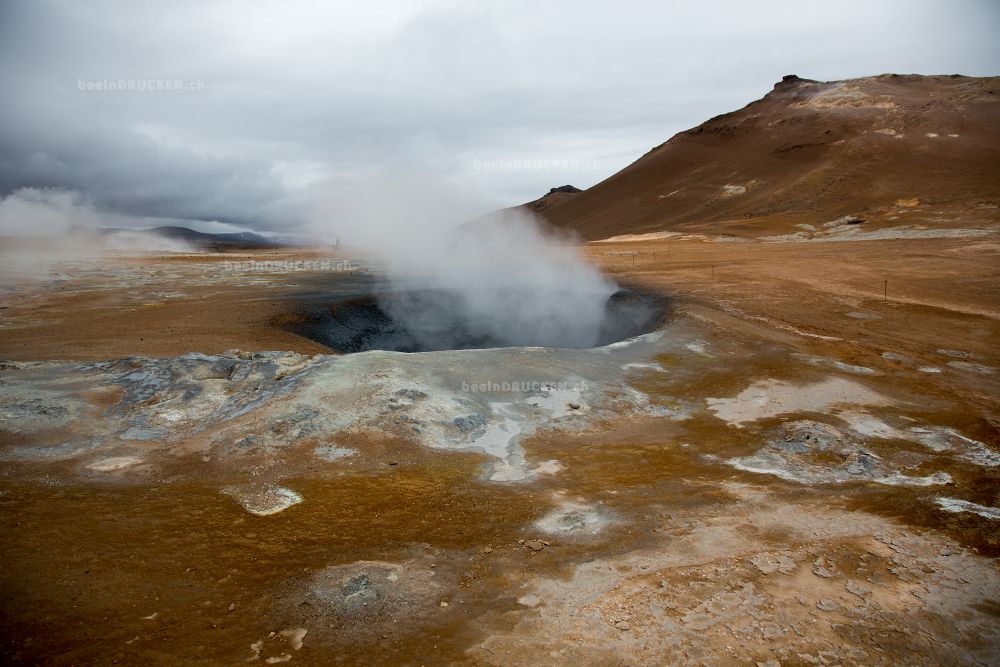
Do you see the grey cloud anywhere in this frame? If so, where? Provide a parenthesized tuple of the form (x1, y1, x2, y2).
(0, 0, 997, 233)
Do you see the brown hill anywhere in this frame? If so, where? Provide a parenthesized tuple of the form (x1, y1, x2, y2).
(526, 74, 1000, 240)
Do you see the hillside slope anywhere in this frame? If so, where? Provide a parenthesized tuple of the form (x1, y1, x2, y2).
(530, 74, 1000, 240)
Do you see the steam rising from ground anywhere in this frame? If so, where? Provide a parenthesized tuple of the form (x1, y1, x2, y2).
(309, 181, 618, 349)
(0, 188, 197, 286)
(4, 180, 622, 350)
(380, 214, 616, 348)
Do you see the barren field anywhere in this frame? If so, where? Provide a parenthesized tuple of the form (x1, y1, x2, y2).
(1, 231, 998, 666)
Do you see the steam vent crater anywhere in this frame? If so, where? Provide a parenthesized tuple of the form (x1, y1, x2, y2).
(289, 288, 667, 353)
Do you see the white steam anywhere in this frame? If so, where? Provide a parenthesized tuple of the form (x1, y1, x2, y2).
(0, 187, 198, 286)
(307, 179, 618, 349)
(0, 188, 104, 237)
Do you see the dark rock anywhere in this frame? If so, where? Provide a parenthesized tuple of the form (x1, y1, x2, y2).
(452, 413, 487, 433)
(773, 74, 819, 90)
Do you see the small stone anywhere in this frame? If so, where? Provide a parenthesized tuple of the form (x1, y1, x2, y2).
(816, 599, 840, 612)
(482, 547, 493, 554)
(440, 601, 449, 607)
(750, 552, 780, 575)
(813, 556, 837, 579)
(845, 581, 869, 598)
(614, 620, 631, 631)
(568, 402, 581, 410)
(524, 540, 545, 552)
(776, 555, 796, 574)
(228, 603, 236, 612)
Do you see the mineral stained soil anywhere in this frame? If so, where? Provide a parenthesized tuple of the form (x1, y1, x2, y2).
(1, 236, 999, 666)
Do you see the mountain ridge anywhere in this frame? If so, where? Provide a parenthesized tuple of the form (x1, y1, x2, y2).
(518, 73, 1000, 240)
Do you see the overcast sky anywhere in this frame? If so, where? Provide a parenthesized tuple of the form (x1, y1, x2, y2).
(0, 0, 998, 234)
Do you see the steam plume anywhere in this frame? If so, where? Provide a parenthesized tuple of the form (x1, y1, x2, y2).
(307, 179, 617, 349)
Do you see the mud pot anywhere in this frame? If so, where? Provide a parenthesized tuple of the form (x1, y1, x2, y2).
(280, 288, 667, 353)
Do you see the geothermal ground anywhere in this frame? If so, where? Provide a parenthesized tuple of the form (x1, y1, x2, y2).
(1, 228, 999, 665)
